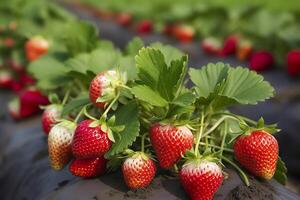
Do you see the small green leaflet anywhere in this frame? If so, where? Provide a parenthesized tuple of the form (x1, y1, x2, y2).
(125, 37, 144, 56)
(274, 157, 287, 185)
(61, 93, 90, 116)
(131, 85, 168, 107)
(63, 20, 99, 56)
(105, 102, 140, 157)
(189, 63, 274, 109)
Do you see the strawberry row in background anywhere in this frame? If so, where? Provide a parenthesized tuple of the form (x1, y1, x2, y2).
(0, 0, 76, 119)
(67, 0, 300, 77)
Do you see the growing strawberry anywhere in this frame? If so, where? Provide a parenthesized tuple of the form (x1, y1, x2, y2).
(287, 50, 300, 77)
(136, 20, 153, 34)
(115, 12, 132, 26)
(72, 120, 112, 159)
(69, 156, 107, 178)
(25, 36, 49, 61)
(0, 69, 13, 89)
(233, 130, 278, 179)
(89, 70, 125, 108)
(249, 51, 274, 72)
(48, 120, 77, 170)
(219, 35, 238, 56)
(180, 159, 224, 200)
(173, 25, 195, 43)
(201, 37, 222, 55)
(236, 40, 253, 61)
(42, 104, 63, 135)
(150, 123, 194, 169)
(122, 152, 156, 189)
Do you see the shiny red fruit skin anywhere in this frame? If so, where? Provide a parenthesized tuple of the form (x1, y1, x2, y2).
(42, 104, 62, 134)
(122, 154, 156, 189)
(136, 20, 153, 34)
(25, 38, 49, 61)
(150, 124, 194, 169)
(287, 50, 300, 77)
(233, 130, 278, 179)
(249, 51, 274, 72)
(173, 25, 195, 43)
(219, 35, 238, 56)
(180, 160, 224, 200)
(89, 70, 117, 108)
(72, 120, 112, 159)
(69, 156, 107, 178)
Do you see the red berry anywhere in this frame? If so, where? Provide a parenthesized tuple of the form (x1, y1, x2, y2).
(287, 50, 300, 77)
(150, 123, 194, 169)
(249, 51, 274, 72)
(48, 120, 77, 170)
(116, 12, 132, 26)
(25, 36, 49, 61)
(69, 156, 107, 178)
(173, 25, 195, 43)
(233, 130, 278, 179)
(236, 40, 253, 61)
(180, 160, 224, 200)
(136, 20, 153, 34)
(219, 35, 238, 56)
(201, 38, 222, 55)
(122, 152, 156, 189)
(0, 69, 13, 89)
(72, 120, 112, 159)
(89, 70, 124, 108)
(42, 104, 62, 134)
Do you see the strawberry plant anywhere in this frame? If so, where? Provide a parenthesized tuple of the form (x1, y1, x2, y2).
(26, 19, 287, 199)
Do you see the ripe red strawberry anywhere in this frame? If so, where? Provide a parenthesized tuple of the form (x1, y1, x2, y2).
(201, 38, 222, 55)
(150, 123, 194, 169)
(72, 120, 112, 159)
(287, 50, 300, 77)
(8, 88, 49, 120)
(122, 152, 156, 189)
(10, 80, 23, 92)
(249, 51, 274, 72)
(42, 104, 62, 135)
(180, 159, 224, 200)
(136, 20, 153, 34)
(173, 25, 195, 43)
(233, 130, 278, 179)
(48, 120, 76, 170)
(219, 35, 238, 56)
(0, 69, 13, 89)
(20, 73, 35, 86)
(115, 12, 132, 26)
(163, 23, 175, 36)
(25, 36, 49, 61)
(89, 70, 124, 108)
(69, 156, 107, 178)
(236, 40, 253, 61)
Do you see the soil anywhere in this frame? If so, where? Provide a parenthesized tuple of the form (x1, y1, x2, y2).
(226, 177, 274, 200)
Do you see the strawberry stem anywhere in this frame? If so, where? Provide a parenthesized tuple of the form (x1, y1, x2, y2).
(202, 115, 235, 138)
(83, 105, 97, 121)
(198, 142, 233, 153)
(195, 111, 205, 157)
(62, 89, 71, 105)
(220, 121, 228, 157)
(74, 107, 84, 123)
(141, 133, 146, 152)
(221, 156, 250, 186)
(101, 92, 120, 120)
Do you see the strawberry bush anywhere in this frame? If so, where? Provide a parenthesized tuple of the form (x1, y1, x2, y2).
(27, 19, 287, 199)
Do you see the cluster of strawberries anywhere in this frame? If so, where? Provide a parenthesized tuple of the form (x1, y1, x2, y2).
(4, 36, 50, 119)
(43, 69, 279, 200)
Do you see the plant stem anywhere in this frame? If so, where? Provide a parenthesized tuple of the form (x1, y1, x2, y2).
(62, 89, 71, 105)
(74, 107, 84, 123)
(141, 133, 146, 152)
(101, 92, 120, 119)
(199, 142, 233, 153)
(220, 121, 228, 157)
(221, 156, 250, 186)
(202, 115, 234, 137)
(195, 111, 205, 157)
(83, 106, 97, 121)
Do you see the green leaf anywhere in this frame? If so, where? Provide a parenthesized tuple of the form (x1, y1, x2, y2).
(126, 37, 144, 55)
(131, 85, 168, 107)
(106, 102, 140, 157)
(63, 21, 99, 56)
(189, 63, 229, 98)
(135, 47, 166, 89)
(28, 54, 71, 90)
(172, 92, 196, 106)
(61, 93, 90, 115)
(274, 157, 287, 185)
(221, 67, 274, 105)
(150, 42, 184, 65)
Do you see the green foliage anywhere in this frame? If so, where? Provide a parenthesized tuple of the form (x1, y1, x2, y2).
(274, 157, 288, 185)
